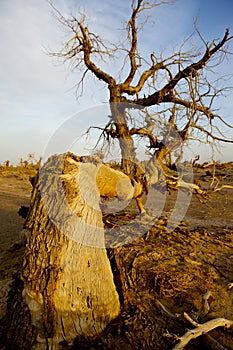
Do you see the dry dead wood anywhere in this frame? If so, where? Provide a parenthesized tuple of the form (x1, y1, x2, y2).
(4, 153, 121, 349)
(203, 162, 216, 169)
(177, 179, 207, 197)
(172, 316, 233, 350)
(212, 185, 233, 192)
(172, 290, 233, 350)
(166, 177, 207, 198)
(195, 290, 212, 319)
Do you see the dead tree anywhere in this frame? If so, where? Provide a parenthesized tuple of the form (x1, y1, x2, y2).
(49, 0, 233, 185)
(2, 153, 120, 349)
(3, 1, 232, 347)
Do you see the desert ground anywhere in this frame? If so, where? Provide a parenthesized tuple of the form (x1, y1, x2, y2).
(0, 162, 233, 349)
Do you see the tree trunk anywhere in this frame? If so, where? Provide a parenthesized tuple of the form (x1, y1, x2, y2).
(155, 146, 178, 178)
(109, 101, 147, 191)
(3, 153, 120, 349)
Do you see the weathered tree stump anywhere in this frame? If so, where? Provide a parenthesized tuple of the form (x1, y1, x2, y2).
(3, 153, 120, 349)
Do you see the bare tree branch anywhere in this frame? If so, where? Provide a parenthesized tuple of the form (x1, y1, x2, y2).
(134, 29, 231, 106)
(49, 1, 116, 87)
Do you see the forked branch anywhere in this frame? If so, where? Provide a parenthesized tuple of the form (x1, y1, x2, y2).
(133, 29, 231, 108)
(172, 317, 233, 350)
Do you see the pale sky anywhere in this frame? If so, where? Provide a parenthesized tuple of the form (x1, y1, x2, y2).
(0, 0, 233, 165)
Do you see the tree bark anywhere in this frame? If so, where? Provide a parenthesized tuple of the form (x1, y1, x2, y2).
(3, 153, 120, 349)
(109, 101, 147, 188)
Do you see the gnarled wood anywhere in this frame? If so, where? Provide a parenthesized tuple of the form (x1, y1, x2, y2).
(4, 153, 120, 349)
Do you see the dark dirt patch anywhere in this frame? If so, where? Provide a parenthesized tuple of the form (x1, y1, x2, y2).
(100, 213, 233, 350)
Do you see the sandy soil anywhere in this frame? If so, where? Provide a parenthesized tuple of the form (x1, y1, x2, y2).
(0, 171, 31, 319)
(0, 164, 233, 349)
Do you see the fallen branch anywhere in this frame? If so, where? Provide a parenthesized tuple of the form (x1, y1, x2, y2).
(172, 317, 233, 350)
(183, 310, 229, 350)
(176, 179, 207, 198)
(212, 185, 233, 192)
(183, 312, 199, 327)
